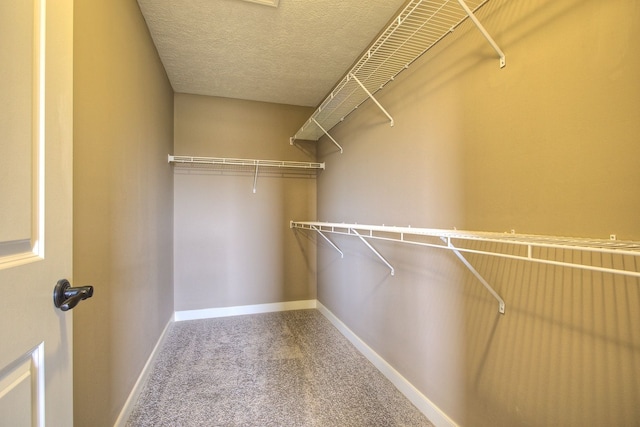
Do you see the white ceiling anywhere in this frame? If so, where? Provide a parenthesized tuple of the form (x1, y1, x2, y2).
(137, 0, 407, 107)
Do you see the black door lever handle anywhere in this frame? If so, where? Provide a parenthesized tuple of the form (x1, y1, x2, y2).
(53, 279, 94, 311)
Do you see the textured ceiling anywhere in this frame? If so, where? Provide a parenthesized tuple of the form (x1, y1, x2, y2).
(137, 0, 407, 107)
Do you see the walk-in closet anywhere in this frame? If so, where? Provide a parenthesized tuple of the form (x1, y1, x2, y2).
(65, 0, 640, 426)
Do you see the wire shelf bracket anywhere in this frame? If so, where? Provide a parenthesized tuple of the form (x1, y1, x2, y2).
(352, 228, 395, 276)
(349, 73, 394, 127)
(311, 118, 343, 154)
(311, 225, 344, 258)
(443, 237, 505, 314)
(456, 0, 506, 68)
(291, 0, 505, 146)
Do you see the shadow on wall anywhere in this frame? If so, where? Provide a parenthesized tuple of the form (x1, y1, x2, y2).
(463, 243, 640, 426)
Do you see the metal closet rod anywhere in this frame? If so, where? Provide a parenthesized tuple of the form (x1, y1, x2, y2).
(291, 221, 640, 315)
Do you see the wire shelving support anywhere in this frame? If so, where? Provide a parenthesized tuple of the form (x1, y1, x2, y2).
(310, 118, 343, 154)
(290, 0, 505, 148)
(312, 225, 344, 259)
(168, 155, 325, 193)
(349, 73, 394, 127)
(443, 237, 505, 314)
(291, 221, 640, 314)
(352, 228, 395, 276)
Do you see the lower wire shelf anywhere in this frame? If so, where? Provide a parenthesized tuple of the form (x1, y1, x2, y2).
(291, 221, 640, 314)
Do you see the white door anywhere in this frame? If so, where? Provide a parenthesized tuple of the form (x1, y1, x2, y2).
(0, 0, 75, 425)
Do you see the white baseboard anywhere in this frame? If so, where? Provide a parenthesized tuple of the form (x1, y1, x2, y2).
(174, 299, 317, 322)
(113, 314, 174, 427)
(316, 301, 458, 427)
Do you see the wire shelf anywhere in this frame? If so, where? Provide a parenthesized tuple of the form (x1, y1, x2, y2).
(291, 221, 640, 279)
(169, 155, 325, 170)
(292, 0, 502, 143)
(169, 155, 324, 193)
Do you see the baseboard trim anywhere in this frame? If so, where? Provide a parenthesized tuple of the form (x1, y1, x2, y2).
(174, 299, 318, 322)
(113, 313, 174, 427)
(316, 301, 458, 427)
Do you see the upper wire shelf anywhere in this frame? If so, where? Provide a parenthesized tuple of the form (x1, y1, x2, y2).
(291, 0, 504, 146)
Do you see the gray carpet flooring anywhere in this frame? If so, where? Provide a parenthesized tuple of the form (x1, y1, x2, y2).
(126, 309, 433, 426)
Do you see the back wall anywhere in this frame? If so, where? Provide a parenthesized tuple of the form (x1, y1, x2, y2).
(173, 94, 317, 312)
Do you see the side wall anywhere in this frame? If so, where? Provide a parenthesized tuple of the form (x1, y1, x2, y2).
(173, 94, 317, 312)
(73, 0, 175, 425)
(316, 1, 640, 426)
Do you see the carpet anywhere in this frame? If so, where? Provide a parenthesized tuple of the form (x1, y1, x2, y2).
(126, 309, 433, 426)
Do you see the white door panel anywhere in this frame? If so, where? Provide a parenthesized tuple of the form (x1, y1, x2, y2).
(0, 344, 44, 427)
(0, 0, 75, 425)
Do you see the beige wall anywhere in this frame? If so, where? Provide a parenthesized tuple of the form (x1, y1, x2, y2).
(316, 0, 640, 426)
(73, 0, 174, 425)
(173, 94, 317, 311)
